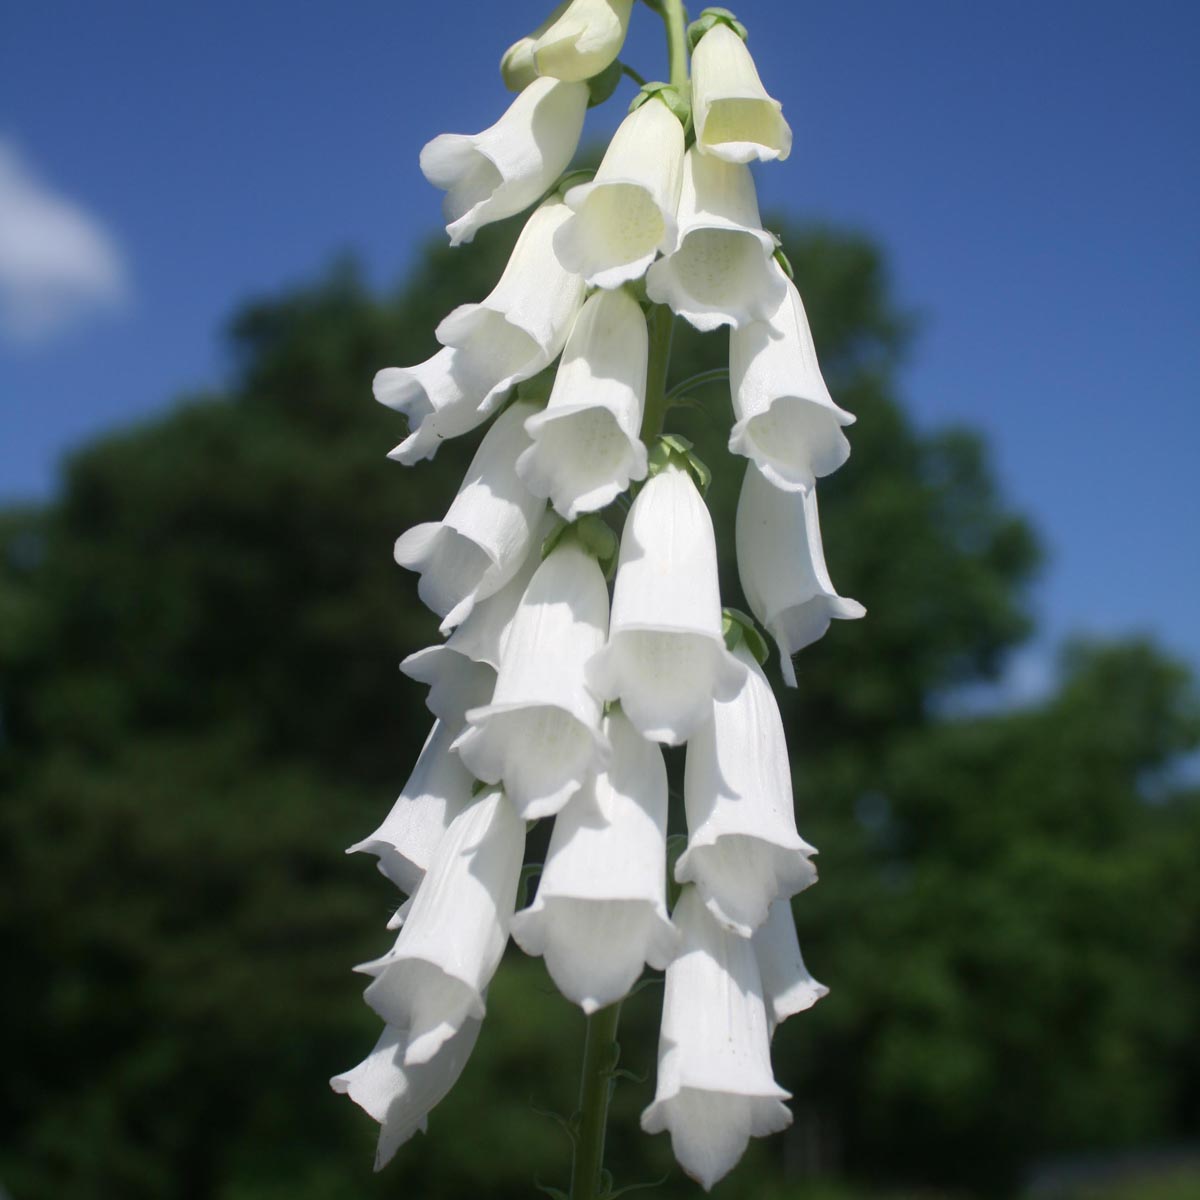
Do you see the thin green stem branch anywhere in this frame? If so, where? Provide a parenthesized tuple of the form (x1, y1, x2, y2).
(568, 1001, 623, 1200)
(639, 302, 676, 443)
(665, 366, 729, 402)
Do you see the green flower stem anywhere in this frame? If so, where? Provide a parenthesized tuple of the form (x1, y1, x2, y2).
(569, 1000, 624, 1200)
(639, 302, 676, 443)
(662, 0, 690, 92)
(665, 366, 729, 401)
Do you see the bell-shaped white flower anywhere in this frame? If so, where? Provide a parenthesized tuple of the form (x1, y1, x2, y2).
(420, 77, 588, 246)
(436, 197, 588, 405)
(348, 718, 477, 895)
(645, 149, 785, 331)
(690, 23, 792, 164)
(330, 1016, 482, 1170)
(555, 97, 685, 288)
(729, 273, 855, 492)
(401, 642, 496, 725)
(394, 399, 546, 634)
(511, 707, 677, 1012)
(736, 461, 865, 687)
(360, 788, 524, 1065)
(641, 886, 792, 1191)
(677, 641, 817, 935)
(517, 288, 649, 519)
(754, 898, 828, 1037)
(532, 0, 634, 82)
(453, 539, 610, 819)
(588, 462, 744, 745)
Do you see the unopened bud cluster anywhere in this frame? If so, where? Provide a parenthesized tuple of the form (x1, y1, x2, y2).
(334, 2, 862, 1190)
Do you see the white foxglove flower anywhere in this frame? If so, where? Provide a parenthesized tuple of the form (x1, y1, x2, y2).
(437, 197, 588, 401)
(729, 273, 855, 492)
(401, 642, 496, 725)
(690, 23, 792, 164)
(511, 707, 677, 1012)
(394, 399, 546, 634)
(517, 287, 649, 519)
(330, 1016, 482, 1170)
(348, 719, 477, 895)
(454, 540, 610, 819)
(754, 898, 828, 1037)
(677, 641, 817, 935)
(532, 0, 634, 82)
(555, 97, 685, 288)
(641, 886, 792, 1191)
(588, 462, 744, 745)
(360, 789, 524, 1065)
(736, 461, 865, 687)
(645, 148, 785, 331)
(374, 347, 493, 466)
(421, 77, 588, 246)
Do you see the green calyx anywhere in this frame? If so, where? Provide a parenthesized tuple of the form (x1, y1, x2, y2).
(772, 243, 795, 281)
(722, 606, 769, 665)
(665, 835, 688, 909)
(542, 513, 620, 578)
(686, 7, 748, 52)
(554, 168, 595, 200)
(629, 80, 691, 128)
(646, 434, 712, 495)
(587, 58, 624, 107)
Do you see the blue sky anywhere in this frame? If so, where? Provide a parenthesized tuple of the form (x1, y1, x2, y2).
(1, 0, 1197, 692)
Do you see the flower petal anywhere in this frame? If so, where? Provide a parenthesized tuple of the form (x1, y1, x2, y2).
(754, 898, 829, 1036)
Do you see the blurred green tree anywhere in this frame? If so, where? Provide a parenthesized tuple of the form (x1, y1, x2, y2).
(0, 216, 1195, 1200)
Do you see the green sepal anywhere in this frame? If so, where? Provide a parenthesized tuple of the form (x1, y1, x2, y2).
(518, 862, 543, 908)
(516, 362, 558, 405)
(722, 606, 769, 665)
(686, 7, 748, 52)
(471, 778, 494, 798)
(542, 513, 619, 578)
(772, 243, 795, 281)
(629, 81, 691, 128)
(587, 58, 624, 107)
(646, 433, 712, 495)
(665, 836, 688, 910)
(554, 168, 595, 199)
(540, 512, 570, 560)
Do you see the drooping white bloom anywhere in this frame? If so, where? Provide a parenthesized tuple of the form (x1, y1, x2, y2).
(348, 719, 478, 895)
(588, 462, 744, 745)
(736, 461, 865, 687)
(511, 707, 677, 1012)
(401, 642, 496, 725)
(690, 23, 792, 164)
(454, 540, 610, 820)
(360, 789, 524, 1066)
(641, 886, 792, 1191)
(394, 399, 546, 634)
(420, 77, 588, 246)
(754, 898, 828, 1037)
(330, 1017, 482, 1171)
(677, 641, 817, 935)
(517, 287, 649, 519)
(531, 0, 634, 82)
(555, 97, 685, 288)
(645, 148, 784, 331)
(729, 273, 855, 492)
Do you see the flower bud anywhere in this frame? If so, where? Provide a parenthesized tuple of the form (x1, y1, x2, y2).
(641, 886, 792, 1190)
(554, 96, 685, 288)
(690, 22, 792, 164)
(393, 399, 546, 634)
(729, 271, 855, 492)
(421, 76, 588, 245)
(646, 147, 785, 331)
(735, 461, 865, 687)
(517, 287, 649, 519)
(533, 0, 634, 83)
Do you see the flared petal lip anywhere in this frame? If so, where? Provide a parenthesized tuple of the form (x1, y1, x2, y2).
(458, 699, 611, 757)
(644, 1079, 793, 1110)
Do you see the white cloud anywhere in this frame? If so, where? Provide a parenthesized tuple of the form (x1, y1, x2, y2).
(0, 139, 129, 343)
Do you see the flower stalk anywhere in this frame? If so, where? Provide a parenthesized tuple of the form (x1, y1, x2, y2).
(569, 1000, 624, 1200)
